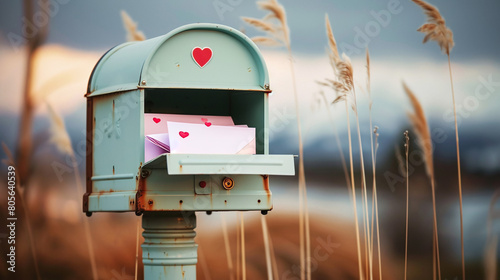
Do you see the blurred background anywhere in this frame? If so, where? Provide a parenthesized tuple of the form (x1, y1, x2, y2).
(0, 0, 499, 279)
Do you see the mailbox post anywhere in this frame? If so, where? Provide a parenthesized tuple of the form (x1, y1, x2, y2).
(84, 23, 295, 279)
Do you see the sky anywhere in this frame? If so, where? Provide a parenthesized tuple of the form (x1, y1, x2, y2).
(1, 0, 500, 61)
(0, 0, 500, 172)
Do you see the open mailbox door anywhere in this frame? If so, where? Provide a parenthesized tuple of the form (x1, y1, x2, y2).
(143, 154, 295, 175)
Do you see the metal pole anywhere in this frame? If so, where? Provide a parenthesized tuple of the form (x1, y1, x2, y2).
(142, 211, 198, 280)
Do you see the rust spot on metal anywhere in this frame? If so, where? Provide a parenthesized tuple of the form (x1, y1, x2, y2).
(82, 193, 90, 213)
(136, 167, 148, 212)
(261, 175, 270, 203)
(179, 164, 183, 173)
(113, 165, 115, 175)
(182, 265, 185, 278)
(148, 199, 153, 206)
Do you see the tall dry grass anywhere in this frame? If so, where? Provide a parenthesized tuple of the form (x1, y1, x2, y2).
(403, 130, 410, 280)
(403, 82, 441, 280)
(240, 212, 247, 280)
(222, 214, 236, 280)
(242, 1, 311, 278)
(262, 216, 273, 280)
(366, 49, 382, 280)
(8, 1, 99, 279)
(411, 1, 464, 278)
(13, 2, 51, 277)
(121, 10, 146, 42)
(322, 13, 364, 280)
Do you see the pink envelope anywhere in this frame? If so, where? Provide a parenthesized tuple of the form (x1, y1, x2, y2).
(167, 121, 255, 155)
(144, 113, 235, 135)
(144, 133, 170, 162)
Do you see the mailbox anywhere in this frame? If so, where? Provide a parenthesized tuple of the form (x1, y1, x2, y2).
(83, 23, 295, 216)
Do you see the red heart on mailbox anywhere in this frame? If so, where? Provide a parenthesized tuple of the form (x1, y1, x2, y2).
(192, 47, 212, 68)
(179, 131, 189, 138)
(153, 117, 161, 123)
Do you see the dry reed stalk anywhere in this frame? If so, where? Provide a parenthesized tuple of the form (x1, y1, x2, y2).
(336, 48, 372, 279)
(318, 91, 352, 201)
(361, 183, 370, 280)
(371, 126, 382, 280)
(353, 85, 373, 280)
(433, 234, 436, 280)
(16, 0, 49, 188)
(12, 2, 50, 278)
(268, 230, 280, 280)
(484, 189, 500, 280)
(120, 10, 146, 42)
(240, 213, 247, 280)
(366, 48, 382, 280)
(262, 216, 273, 280)
(135, 217, 140, 280)
(403, 82, 441, 280)
(47, 103, 99, 280)
(222, 214, 236, 280)
(345, 97, 364, 280)
(411, 2, 464, 278)
(236, 213, 241, 280)
(411, 0, 454, 55)
(323, 13, 364, 280)
(404, 130, 410, 280)
(242, 2, 310, 278)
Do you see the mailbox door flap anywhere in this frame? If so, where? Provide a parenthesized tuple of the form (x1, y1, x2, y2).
(143, 154, 294, 175)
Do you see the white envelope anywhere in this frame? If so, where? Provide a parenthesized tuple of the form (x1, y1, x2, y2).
(167, 121, 255, 154)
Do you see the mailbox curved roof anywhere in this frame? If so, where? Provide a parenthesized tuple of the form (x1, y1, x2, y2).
(87, 23, 271, 96)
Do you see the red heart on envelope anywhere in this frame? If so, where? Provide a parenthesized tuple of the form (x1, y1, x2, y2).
(205, 122, 212, 127)
(179, 131, 189, 138)
(153, 117, 161, 123)
(192, 47, 212, 68)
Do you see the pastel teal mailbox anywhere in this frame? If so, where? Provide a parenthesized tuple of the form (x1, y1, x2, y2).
(83, 23, 295, 216)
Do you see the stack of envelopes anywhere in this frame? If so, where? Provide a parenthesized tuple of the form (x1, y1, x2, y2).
(144, 114, 256, 162)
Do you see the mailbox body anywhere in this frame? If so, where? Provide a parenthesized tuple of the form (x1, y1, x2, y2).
(83, 23, 295, 214)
